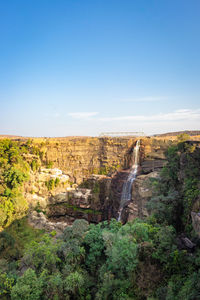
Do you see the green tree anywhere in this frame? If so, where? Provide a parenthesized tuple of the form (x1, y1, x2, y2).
(11, 268, 43, 300)
(177, 133, 190, 143)
(0, 271, 15, 298)
(64, 271, 85, 297)
(23, 234, 61, 274)
(84, 223, 105, 274)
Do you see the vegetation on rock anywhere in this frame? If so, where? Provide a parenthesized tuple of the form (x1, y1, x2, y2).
(0, 140, 30, 230)
(0, 139, 200, 299)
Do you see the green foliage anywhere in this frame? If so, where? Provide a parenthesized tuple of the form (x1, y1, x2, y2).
(11, 268, 43, 300)
(105, 234, 138, 276)
(0, 190, 29, 229)
(62, 219, 89, 243)
(0, 218, 44, 261)
(54, 177, 60, 187)
(45, 179, 55, 190)
(44, 272, 64, 300)
(46, 161, 54, 169)
(152, 226, 176, 264)
(165, 271, 200, 300)
(92, 164, 121, 176)
(163, 145, 180, 186)
(0, 139, 30, 229)
(146, 141, 200, 298)
(4, 167, 29, 189)
(177, 133, 190, 143)
(23, 234, 61, 274)
(45, 178, 60, 190)
(64, 271, 85, 297)
(84, 223, 105, 273)
(0, 271, 15, 297)
(1, 215, 199, 299)
(183, 178, 200, 226)
(148, 142, 200, 232)
(147, 190, 181, 227)
(1, 140, 200, 299)
(30, 159, 40, 172)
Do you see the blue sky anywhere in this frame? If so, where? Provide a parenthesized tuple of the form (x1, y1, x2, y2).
(0, 0, 200, 137)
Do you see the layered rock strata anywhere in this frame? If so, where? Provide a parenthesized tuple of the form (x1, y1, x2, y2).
(41, 137, 136, 184)
(111, 138, 173, 223)
(24, 137, 176, 229)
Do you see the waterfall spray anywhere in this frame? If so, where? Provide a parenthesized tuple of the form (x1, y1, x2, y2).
(117, 140, 140, 221)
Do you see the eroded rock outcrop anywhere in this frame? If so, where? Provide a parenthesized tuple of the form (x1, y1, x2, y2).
(125, 171, 159, 222)
(140, 138, 171, 174)
(24, 137, 175, 228)
(24, 167, 70, 209)
(38, 137, 136, 184)
(47, 175, 112, 224)
(28, 211, 68, 235)
(25, 169, 113, 230)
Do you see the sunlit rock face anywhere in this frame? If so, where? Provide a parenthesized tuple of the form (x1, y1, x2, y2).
(42, 137, 136, 184)
(140, 137, 170, 173)
(23, 137, 138, 228)
(22, 136, 175, 228)
(24, 167, 71, 210)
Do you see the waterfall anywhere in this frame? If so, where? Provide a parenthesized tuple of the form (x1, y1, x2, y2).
(117, 140, 140, 221)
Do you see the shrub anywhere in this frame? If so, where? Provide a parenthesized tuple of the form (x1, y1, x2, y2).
(45, 179, 55, 191)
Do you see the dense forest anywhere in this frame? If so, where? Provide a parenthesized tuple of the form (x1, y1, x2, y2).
(0, 138, 200, 299)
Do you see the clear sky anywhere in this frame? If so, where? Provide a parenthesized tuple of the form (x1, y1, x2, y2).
(0, 0, 200, 137)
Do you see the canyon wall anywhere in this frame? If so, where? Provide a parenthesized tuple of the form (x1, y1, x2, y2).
(34, 136, 173, 183)
(24, 137, 137, 230)
(112, 137, 175, 222)
(24, 136, 176, 229)
(38, 137, 137, 184)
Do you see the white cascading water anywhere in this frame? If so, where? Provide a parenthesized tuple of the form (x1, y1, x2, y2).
(117, 140, 140, 221)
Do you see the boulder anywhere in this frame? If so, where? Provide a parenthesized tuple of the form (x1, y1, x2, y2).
(48, 192, 68, 205)
(25, 193, 47, 209)
(28, 211, 68, 234)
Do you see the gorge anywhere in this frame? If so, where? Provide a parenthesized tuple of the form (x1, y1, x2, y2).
(21, 135, 173, 229)
(1, 133, 200, 231)
(1, 132, 200, 300)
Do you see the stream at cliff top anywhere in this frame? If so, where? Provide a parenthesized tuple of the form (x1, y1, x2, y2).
(117, 140, 140, 221)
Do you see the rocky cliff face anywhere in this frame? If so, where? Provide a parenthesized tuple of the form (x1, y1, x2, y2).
(110, 137, 174, 223)
(26, 171, 112, 232)
(125, 171, 160, 222)
(23, 136, 176, 230)
(140, 137, 173, 173)
(40, 137, 136, 184)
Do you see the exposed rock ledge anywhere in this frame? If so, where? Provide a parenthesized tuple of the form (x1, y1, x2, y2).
(28, 211, 69, 235)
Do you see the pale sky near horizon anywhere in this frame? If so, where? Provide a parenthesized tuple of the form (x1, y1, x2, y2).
(0, 0, 200, 137)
